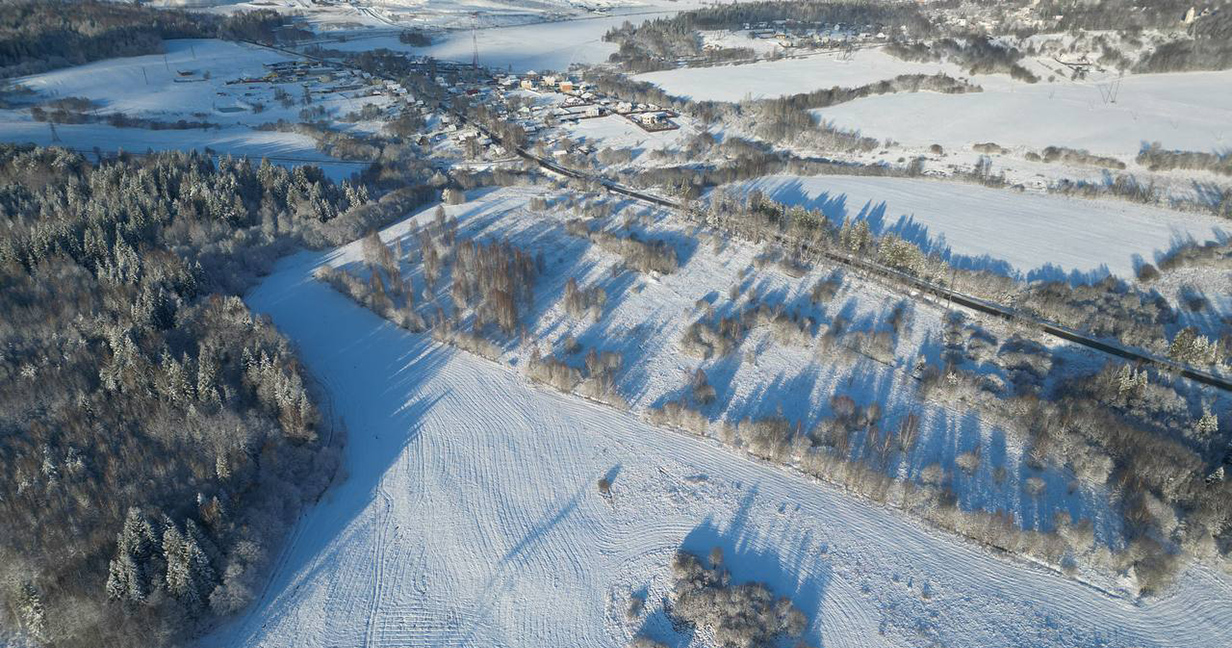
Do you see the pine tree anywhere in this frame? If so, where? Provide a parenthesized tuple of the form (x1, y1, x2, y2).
(162, 518, 214, 613)
(17, 581, 46, 642)
(106, 508, 159, 603)
(197, 351, 220, 404)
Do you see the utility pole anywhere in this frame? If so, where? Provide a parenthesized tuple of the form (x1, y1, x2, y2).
(471, 12, 479, 69)
(945, 264, 956, 314)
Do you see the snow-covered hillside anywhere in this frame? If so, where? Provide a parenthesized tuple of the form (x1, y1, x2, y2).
(200, 241, 1232, 648)
(738, 175, 1230, 281)
(816, 66, 1232, 158)
(635, 48, 968, 103)
(0, 39, 376, 178)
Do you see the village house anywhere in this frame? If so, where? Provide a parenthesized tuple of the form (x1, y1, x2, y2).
(637, 112, 663, 126)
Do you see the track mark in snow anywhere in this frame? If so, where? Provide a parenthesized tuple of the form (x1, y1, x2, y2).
(200, 250, 1232, 648)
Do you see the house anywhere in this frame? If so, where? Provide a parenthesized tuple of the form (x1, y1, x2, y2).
(584, 105, 603, 117)
(616, 101, 633, 113)
(638, 112, 662, 126)
(559, 80, 575, 94)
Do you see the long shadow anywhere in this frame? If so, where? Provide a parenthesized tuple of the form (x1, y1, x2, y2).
(744, 176, 1224, 285)
(217, 250, 457, 646)
(673, 489, 833, 648)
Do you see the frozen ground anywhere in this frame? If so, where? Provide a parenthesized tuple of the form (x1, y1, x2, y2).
(739, 174, 1230, 282)
(321, 10, 680, 72)
(0, 39, 381, 178)
(200, 232, 1232, 648)
(3, 39, 396, 129)
(0, 120, 363, 180)
(170, 0, 693, 31)
(560, 114, 693, 154)
(635, 48, 968, 103)
(817, 67, 1232, 159)
(254, 188, 1147, 551)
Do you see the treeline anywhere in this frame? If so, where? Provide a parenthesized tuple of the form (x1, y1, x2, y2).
(1138, 8, 1232, 72)
(686, 189, 1230, 588)
(30, 97, 218, 132)
(1137, 142, 1232, 176)
(1041, 0, 1223, 32)
(0, 1, 311, 79)
(604, 0, 937, 71)
(886, 37, 1038, 82)
(0, 0, 215, 78)
(0, 144, 394, 647)
(1028, 145, 1125, 170)
(755, 73, 979, 143)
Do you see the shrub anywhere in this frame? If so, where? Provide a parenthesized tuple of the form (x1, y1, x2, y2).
(668, 549, 808, 648)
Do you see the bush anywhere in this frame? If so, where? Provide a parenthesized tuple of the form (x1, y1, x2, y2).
(669, 549, 808, 648)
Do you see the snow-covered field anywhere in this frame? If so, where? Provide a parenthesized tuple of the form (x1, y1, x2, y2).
(0, 39, 382, 178)
(817, 67, 1232, 158)
(12, 40, 298, 125)
(0, 120, 363, 179)
(631, 47, 1232, 163)
(173, 0, 693, 31)
(560, 114, 693, 153)
(201, 230, 1232, 648)
(323, 10, 678, 72)
(635, 48, 968, 102)
(739, 175, 1230, 282)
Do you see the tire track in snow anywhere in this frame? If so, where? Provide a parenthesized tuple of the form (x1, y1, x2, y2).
(203, 253, 1232, 648)
(363, 472, 395, 648)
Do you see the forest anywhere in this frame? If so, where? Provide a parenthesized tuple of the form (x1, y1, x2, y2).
(0, 1, 214, 78)
(0, 144, 388, 647)
(0, 1, 303, 79)
(604, 0, 938, 72)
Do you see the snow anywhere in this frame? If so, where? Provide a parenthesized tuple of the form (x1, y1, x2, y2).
(0, 39, 378, 178)
(0, 120, 362, 180)
(299, 188, 1127, 547)
(328, 11, 679, 72)
(560, 114, 691, 152)
(739, 174, 1230, 282)
(817, 68, 1232, 158)
(200, 229, 1232, 648)
(4, 39, 391, 129)
(635, 48, 968, 102)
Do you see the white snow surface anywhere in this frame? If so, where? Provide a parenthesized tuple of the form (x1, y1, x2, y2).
(0, 39, 371, 178)
(561, 114, 692, 152)
(632, 48, 1232, 159)
(816, 67, 1232, 158)
(740, 175, 1230, 282)
(326, 11, 678, 72)
(635, 48, 967, 102)
(197, 193, 1232, 648)
(0, 120, 362, 180)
